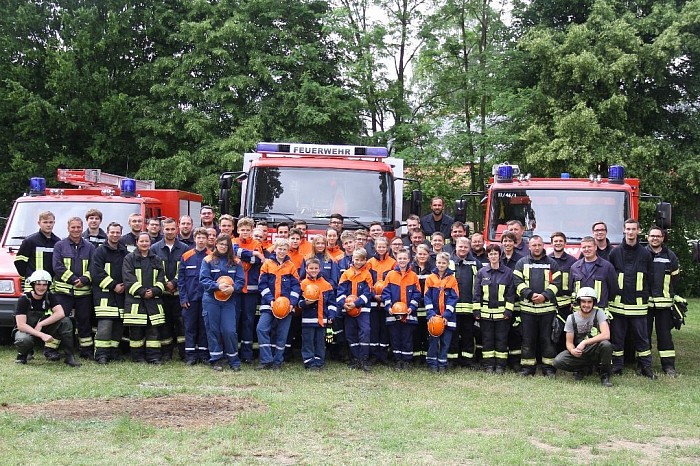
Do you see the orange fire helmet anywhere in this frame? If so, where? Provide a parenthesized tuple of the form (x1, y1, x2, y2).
(345, 295, 360, 317)
(304, 284, 321, 301)
(427, 315, 446, 337)
(272, 296, 291, 319)
(214, 276, 234, 301)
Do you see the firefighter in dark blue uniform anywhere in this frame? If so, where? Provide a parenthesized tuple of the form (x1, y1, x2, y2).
(52, 217, 96, 359)
(569, 237, 618, 311)
(473, 244, 515, 374)
(90, 222, 128, 363)
(645, 227, 680, 376)
(548, 232, 577, 352)
(513, 235, 562, 377)
(448, 237, 482, 368)
(151, 218, 189, 361)
(500, 231, 523, 371)
(14, 211, 60, 292)
(608, 219, 655, 379)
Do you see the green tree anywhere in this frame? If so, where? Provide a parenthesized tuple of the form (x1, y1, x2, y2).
(138, 0, 364, 204)
(0, 0, 187, 214)
(503, 0, 700, 292)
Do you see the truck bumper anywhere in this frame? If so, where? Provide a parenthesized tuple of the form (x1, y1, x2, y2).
(0, 297, 18, 327)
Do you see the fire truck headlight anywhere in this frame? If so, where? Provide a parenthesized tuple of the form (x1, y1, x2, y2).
(0, 280, 15, 294)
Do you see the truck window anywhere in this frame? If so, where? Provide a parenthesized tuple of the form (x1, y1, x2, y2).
(488, 189, 628, 243)
(247, 167, 393, 224)
(2, 201, 142, 246)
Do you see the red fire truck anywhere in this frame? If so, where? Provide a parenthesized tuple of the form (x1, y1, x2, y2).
(457, 163, 671, 256)
(219, 142, 420, 238)
(0, 169, 202, 328)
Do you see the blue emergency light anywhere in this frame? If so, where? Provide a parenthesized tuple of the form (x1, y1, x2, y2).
(561, 173, 570, 179)
(256, 142, 388, 158)
(608, 165, 625, 184)
(120, 178, 137, 197)
(29, 177, 46, 196)
(496, 164, 513, 183)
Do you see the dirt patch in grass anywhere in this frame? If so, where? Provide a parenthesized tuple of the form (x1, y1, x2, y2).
(2, 394, 264, 429)
(530, 436, 700, 464)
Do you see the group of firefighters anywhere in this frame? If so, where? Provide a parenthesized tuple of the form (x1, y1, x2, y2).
(12, 197, 684, 386)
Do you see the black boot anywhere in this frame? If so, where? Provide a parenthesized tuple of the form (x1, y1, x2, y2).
(79, 346, 94, 360)
(44, 348, 61, 361)
(600, 373, 613, 387)
(65, 353, 82, 367)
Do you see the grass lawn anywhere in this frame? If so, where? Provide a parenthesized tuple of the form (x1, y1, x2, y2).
(1, 302, 699, 465)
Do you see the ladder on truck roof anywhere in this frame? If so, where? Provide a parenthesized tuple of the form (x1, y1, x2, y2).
(57, 169, 155, 190)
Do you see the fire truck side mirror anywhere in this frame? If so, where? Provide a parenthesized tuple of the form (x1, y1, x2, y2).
(692, 241, 700, 263)
(219, 174, 233, 190)
(411, 189, 422, 216)
(655, 202, 672, 230)
(219, 190, 230, 216)
(454, 199, 467, 223)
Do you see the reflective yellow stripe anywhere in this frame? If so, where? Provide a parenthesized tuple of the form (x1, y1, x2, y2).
(662, 275, 671, 298)
(456, 302, 473, 313)
(548, 270, 560, 296)
(594, 281, 602, 302)
(659, 350, 675, 358)
(636, 272, 644, 291)
(36, 251, 44, 271)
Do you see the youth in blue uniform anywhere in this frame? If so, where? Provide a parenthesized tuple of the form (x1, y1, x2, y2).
(200, 233, 245, 371)
(337, 248, 374, 372)
(178, 227, 210, 364)
(424, 252, 459, 372)
(299, 258, 337, 370)
(410, 244, 434, 362)
(382, 250, 421, 370)
(256, 239, 301, 370)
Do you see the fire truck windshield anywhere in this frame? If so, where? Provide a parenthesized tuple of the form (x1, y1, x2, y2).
(488, 189, 628, 244)
(248, 167, 393, 224)
(3, 201, 141, 246)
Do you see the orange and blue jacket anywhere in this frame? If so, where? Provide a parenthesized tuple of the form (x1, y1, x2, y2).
(233, 237, 264, 293)
(424, 268, 459, 328)
(259, 254, 301, 311)
(299, 276, 336, 327)
(336, 264, 374, 315)
(381, 265, 421, 325)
